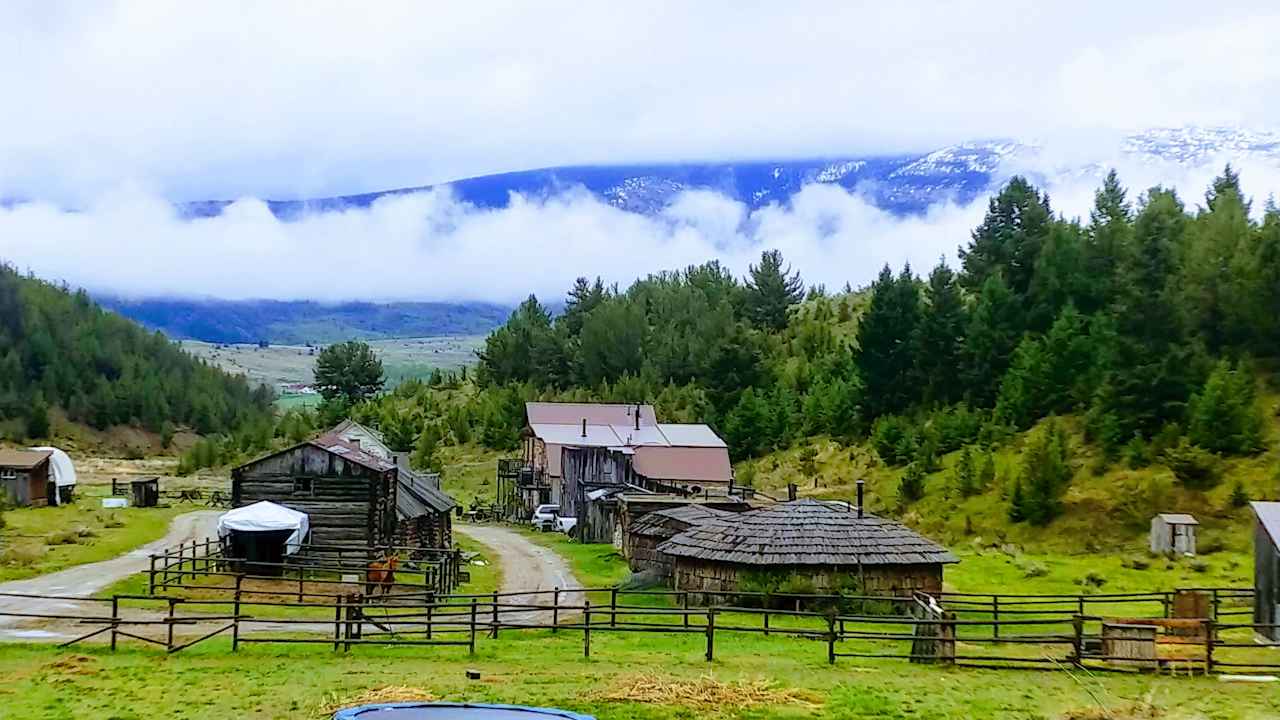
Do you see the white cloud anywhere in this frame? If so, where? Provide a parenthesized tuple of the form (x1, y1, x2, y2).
(6, 151, 1276, 305)
(2, 2, 1279, 203)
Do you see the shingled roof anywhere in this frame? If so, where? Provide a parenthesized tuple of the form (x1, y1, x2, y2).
(630, 505, 731, 540)
(657, 498, 957, 567)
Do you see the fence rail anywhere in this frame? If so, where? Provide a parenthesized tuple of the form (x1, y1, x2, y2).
(2, 584, 1273, 674)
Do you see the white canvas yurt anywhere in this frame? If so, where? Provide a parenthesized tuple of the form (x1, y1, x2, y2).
(217, 501, 310, 576)
(30, 446, 77, 505)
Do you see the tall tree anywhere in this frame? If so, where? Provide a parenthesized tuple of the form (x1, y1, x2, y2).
(1081, 170, 1133, 313)
(1178, 167, 1255, 351)
(314, 341, 385, 404)
(743, 249, 804, 331)
(959, 176, 1053, 300)
(962, 273, 1023, 407)
(914, 260, 967, 406)
(856, 265, 921, 418)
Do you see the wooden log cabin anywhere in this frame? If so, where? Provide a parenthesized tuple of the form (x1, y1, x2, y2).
(231, 437, 398, 548)
(0, 449, 51, 507)
(658, 497, 957, 601)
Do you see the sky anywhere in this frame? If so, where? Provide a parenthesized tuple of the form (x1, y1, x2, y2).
(2, 2, 1280, 302)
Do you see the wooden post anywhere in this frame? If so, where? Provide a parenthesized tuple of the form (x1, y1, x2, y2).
(166, 598, 176, 651)
(333, 595, 343, 651)
(682, 592, 690, 629)
(1071, 615, 1084, 666)
(992, 596, 1000, 640)
(610, 588, 618, 627)
(763, 611, 770, 636)
(552, 587, 560, 632)
(426, 603, 434, 640)
(705, 609, 715, 662)
(148, 555, 156, 595)
(491, 590, 499, 639)
(1211, 589, 1220, 622)
(1077, 595, 1085, 617)
(1162, 593, 1171, 619)
(110, 596, 119, 651)
(469, 599, 478, 655)
(297, 566, 304, 603)
(1204, 619, 1215, 675)
(232, 575, 242, 652)
(583, 600, 591, 658)
(827, 615, 836, 665)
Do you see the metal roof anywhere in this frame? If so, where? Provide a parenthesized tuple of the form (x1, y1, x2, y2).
(656, 424, 728, 448)
(1155, 513, 1199, 525)
(1253, 502, 1280, 548)
(632, 446, 733, 483)
(0, 449, 52, 469)
(529, 423, 623, 448)
(526, 402, 656, 426)
(397, 469, 456, 517)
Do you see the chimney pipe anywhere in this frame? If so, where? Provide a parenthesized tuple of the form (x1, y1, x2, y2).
(856, 479, 864, 518)
(581, 418, 587, 438)
(787, 483, 797, 502)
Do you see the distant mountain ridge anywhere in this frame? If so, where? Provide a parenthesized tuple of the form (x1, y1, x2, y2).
(98, 297, 512, 345)
(177, 126, 1280, 220)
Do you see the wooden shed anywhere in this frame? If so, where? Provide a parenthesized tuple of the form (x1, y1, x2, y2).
(659, 498, 957, 600)
(395, 467, 457, 549)
(0, 449, 51, 507)
(232, 437, 398, 548)
(627, 505, 731, 580)
(1251, 502, 1280, 641)
(1149, 513, 1198, 555)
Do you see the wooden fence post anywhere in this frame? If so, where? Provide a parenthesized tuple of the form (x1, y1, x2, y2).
(297, 566, 304, 603)
(763, 611, 770, 636)
(610, 588, 618, 627)
(232, 575, 242, 652)
(110, 596, 119, 651)
(583, 600, 591, 659)
(992, 596, 1000, 640)
(166, 598, 176, 651)
(1071, 615, 1084, 666)
(491, 591, 499, 639)
(552, 587, 560, 632)
(682, 592, 690, 629)
(1204, 619, 1215, 675)
(148, 555, 156, 595)
(469, 599, 478, 655)
(426, 603, 434, 640)
(827, 615, 836, 665)
(333, 595, 343, 651)
(705, 609, 715, 662)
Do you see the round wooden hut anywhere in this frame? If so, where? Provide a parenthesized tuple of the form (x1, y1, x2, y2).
(626, 505, 732, 579)
(657, 498, 957, 598)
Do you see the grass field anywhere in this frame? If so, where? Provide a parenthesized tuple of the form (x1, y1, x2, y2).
(0, 485, 188, 582)
(0, 624, 1274, 719)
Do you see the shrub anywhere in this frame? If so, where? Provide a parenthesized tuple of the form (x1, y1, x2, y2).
(1019, 560, 1049, 578)
(1077, 571, 1107, 589)
(1189, 559, 1209, 573)
(871, 415, 917, 466)
(46, 529, 82, 545)
(897, 463, 926, 506)
(1229, 481, 1249, 509)
(0, 543, 45, 566)
(102, 515, 124, 529)
(1187, 359, 1265, 455)
(1121, 556, 1151, 570)
(1162, 438, 1219, 489)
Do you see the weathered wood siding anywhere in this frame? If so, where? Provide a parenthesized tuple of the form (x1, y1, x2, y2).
(1256, 521, 1278, 639)
(232, 444, 396, 548)
(394, 512, 453, 549)
(0, 464, 48, 507)
(671, 558, 944, 601)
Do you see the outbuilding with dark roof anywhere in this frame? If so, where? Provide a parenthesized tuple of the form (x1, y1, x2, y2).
(658, 499, 957, 598)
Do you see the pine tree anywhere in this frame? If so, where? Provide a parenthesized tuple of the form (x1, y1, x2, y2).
(314, 341, 386, 404)
(856, 265, 921, 418)
(1082, 170, 1133, 313)
(743, 249, 804, 331)
(1013, 420, 1072, 525)
(953, 445, 978, 497)
(914, 260, 967, 406)
(959, 176, 1053, 299)
(963, 274, 1023, 406)
(26, 392, 50, 439)
(1179, 166, 1255, 351)
(1186, 359, 1264, 455)
(897, 462, 926, 506)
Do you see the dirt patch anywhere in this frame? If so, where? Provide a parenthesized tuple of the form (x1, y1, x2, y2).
(43, 654, 99, 676)
(1060, 702, 1162, 720)
(596, 673, 822, 713)
(316, 685, 438, 716)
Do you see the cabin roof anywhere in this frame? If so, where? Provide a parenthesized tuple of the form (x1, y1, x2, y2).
(1253, 502, 1280, 548)
(526, 402, 656, 426)
(234, 438, 395, 475)
(630, 505, 732, 540)
(1155, 513, 1199, 525)
(658, 498, 957, 567)
(0, 449, 52, 469)
(396, 469, 456, 517)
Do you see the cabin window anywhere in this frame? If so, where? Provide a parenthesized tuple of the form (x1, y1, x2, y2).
(293, 477, 313, 495)
(0, 468, 15, 480)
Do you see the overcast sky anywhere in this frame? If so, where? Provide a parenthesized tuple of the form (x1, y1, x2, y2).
(2, 2, 1279, 301)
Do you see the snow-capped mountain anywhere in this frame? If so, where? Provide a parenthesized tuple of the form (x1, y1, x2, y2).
(176, 127, 1273, 221)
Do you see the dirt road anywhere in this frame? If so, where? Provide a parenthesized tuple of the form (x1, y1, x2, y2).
(456, 524, 582, 624)
(0, 510, 221, 640)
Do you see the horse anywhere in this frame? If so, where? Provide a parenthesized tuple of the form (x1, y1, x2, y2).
(365, 553, 400, 601)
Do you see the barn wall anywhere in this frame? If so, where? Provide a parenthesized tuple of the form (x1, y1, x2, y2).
(672, 559, 944, 600)
(0, 464, 48, 507)
(233, 444, 397, 548)
(1256, 522, 1277, 638)
(394, 512, 453, 549)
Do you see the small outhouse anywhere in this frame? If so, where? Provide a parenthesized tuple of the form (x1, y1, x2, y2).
(1149, 513, 1198, 555)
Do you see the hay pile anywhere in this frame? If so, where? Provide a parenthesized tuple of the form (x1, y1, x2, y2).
(596, 673, 821, 712)
(316, 685, 438, 716)
(1060, 701, 1162, 720)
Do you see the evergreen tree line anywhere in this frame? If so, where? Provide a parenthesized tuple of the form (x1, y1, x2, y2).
(0, 265, 275, 440)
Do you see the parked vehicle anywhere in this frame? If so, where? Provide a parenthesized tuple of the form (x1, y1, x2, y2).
(531, 504, 559, 531)
(555, 515, 578, 536)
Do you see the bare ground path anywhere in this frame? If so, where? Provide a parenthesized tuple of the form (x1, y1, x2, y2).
(0, 510, 221, 640)
(455, 524, 582, 624)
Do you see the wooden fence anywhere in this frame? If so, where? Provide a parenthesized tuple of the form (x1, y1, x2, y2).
(148, 539, 464, 598)
(2, 585, 1274, 674)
